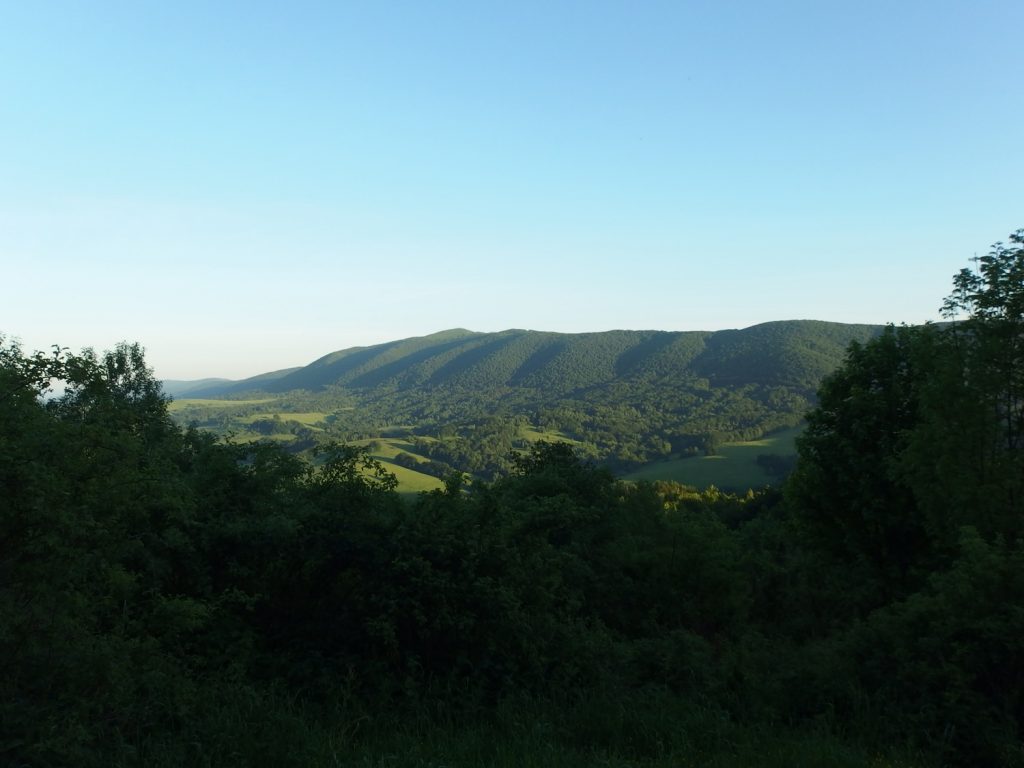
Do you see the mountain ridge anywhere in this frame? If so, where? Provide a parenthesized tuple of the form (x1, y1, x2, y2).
(172, 320, 884, 399)
(166, 320, 893, 475)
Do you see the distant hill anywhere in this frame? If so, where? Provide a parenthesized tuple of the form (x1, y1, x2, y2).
(167, 367, 301, 397)
(176, 321, 882, 400)
(165, 321, 888, 479)
(161, 378, 233, 398)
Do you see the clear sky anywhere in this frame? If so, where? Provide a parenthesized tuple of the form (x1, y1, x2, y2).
(2, 1, 1021, 380)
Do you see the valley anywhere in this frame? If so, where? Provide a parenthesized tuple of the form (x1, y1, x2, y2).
(166, 320, 875, 491)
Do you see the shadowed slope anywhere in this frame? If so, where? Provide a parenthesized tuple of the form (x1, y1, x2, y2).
(178, 321, 885, 400)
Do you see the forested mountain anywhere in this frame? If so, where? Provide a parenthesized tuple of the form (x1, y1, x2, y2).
(171, 321, 884, 475)
(185, 321, 881, 398)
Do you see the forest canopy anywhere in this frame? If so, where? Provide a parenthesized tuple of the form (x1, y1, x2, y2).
(2, 229, 1023, 766)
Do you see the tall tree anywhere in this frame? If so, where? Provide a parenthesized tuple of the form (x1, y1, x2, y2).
(787, 325, 932, 603)
(914, 229, 1024, 540)
(789, 228, 1024, 600)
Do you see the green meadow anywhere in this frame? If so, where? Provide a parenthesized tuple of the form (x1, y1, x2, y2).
(228, 432, 297, 444)
(350, 436, 420, 459)
(353, 437, 445, 493)
(167, 397, 277, 411)
(625, 426, 801, 491)
(519, 426, 581, 444)
(235, 411, 329, 427)
(380, 462, 444, 493)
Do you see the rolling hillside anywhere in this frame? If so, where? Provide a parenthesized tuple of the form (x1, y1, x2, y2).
(182, 321, 882, 400)
(167, 321, 885, 485)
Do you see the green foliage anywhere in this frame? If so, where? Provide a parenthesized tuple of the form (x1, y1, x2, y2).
(788, 325, 931, 603)
(845, 528, 1024, 764)
(780, 228, 1024, 763)
(5, 233, 1024, 766)
(171, 321, 880, 476)
(917, 230, 1024, 541)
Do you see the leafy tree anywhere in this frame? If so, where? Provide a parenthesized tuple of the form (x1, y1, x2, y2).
(784, 228, 1024, 762)
(787, 324, 932, 603)
(0, 341, 207, 763)
(790, 231, 1024, 597)
(921, 229, 1024, 540)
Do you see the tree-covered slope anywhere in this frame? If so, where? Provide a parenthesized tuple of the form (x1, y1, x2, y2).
(692, 320, 883, 389)
(172, 321, 886, 474)
(184, 321, 882, 399)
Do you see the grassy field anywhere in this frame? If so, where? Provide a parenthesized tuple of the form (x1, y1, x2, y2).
(235, 411, 329, 427)
(625, 426, 801, 491)
(351, 437, 445, 494)
(350, 437, 423, 459)
(167, 398, 277, 412)
(227, 432, 297, 444)
(380, 462, 444, 494)
(519, 426, 581, 444)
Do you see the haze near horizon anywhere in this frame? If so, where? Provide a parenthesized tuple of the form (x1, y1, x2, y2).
(2, 1, 1021, 380)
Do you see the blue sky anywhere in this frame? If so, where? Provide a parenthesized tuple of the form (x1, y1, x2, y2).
(2, 1, 1021, 380)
